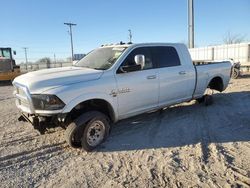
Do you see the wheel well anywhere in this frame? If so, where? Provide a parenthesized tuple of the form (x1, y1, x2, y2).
(68, 99, 115, 123)
(208, 76, 224, 92)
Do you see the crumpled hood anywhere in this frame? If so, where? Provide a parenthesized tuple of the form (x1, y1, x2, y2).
(13, 66, 103, 93)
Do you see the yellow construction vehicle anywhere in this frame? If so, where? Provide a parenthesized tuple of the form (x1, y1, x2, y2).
(0, 47, 22, 81)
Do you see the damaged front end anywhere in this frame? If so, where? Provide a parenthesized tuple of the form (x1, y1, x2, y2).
(13, 82, 68, 134)
(18, 113, 68, 134)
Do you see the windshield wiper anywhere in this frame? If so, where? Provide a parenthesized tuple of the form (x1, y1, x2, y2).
(76, 65, 105, 70)
(93, 68, 105, 70)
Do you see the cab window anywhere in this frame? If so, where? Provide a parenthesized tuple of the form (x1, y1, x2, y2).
(122, 47, 154, 70)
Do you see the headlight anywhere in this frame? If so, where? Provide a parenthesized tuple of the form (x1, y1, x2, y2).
(31, 94, 65, 110)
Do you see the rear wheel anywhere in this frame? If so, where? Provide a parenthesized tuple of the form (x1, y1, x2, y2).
(232, 69, 239, 79)
(196, 96, 205, 103)
(204, 94, 213, 106)
(196, 88, 214, 106)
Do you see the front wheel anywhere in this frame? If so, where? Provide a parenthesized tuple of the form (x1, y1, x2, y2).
(64, 111, 110, 151)
(81, 112, 110, 151)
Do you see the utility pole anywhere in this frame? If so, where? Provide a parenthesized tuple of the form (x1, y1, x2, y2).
(188, 0, 194, 48)
(54, 53, 57, 67)
(64, 22, 77, 62)
(23, 47, 28, 70)
(128, 29, 132, 43)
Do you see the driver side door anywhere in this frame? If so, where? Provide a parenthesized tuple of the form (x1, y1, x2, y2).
(115, 47, 159, 119)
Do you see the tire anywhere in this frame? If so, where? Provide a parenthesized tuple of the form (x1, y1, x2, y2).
(81, 112, 110, 151)
(232, 69, 239, 79)
(196, 96, 205, 103)
(64, 123, 82, 148)
(64, 111, 110, 151)
(204, 94, 213, 106)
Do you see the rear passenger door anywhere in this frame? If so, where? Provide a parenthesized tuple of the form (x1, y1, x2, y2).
(152, 46, 193, 106)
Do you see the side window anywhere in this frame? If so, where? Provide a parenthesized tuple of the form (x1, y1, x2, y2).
(153, 47, 181, 68)
(122, 47, 154, 70)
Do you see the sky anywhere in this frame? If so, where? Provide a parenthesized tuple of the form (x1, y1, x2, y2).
(1, 0, 250, 64)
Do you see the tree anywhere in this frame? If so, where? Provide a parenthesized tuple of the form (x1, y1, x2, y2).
(223, 31, 246, 44)
(36, 57, 51, 68)
(36, 57, 51, 64)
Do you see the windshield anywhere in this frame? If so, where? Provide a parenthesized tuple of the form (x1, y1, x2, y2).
(75, 47, 127, 70)
(0, 49, 11, 59)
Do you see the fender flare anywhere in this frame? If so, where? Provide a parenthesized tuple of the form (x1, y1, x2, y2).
(206, 74, 225, 92)
(61, 92, 118, 122)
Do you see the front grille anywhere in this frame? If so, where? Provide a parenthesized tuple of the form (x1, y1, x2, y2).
(13, 83, 34, 114)
(18, 97, 30, 108)
(17, 87, 26, 97)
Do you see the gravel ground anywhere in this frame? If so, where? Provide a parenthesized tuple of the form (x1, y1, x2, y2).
(0, 75, 250, 188)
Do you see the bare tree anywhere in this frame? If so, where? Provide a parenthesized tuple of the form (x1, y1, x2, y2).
(223, 31, 246, 44)
(36, 57, 51, 64)
(36, 57, 51, 68)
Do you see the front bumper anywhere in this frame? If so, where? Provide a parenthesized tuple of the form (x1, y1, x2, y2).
(13, 82, 63, 116)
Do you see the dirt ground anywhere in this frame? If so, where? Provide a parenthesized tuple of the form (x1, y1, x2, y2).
(0, 75, 250, 188)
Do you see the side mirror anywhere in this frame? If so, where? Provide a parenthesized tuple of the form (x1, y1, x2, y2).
(119, 64, 142, 73)
(134, 54, 145, 69)
(13, 51, 16, 55)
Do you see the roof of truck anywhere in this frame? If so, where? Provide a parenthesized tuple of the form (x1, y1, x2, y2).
(100, 43, 132, 48)
(100, 42, 184, 49)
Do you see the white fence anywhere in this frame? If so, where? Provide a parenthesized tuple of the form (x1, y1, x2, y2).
(189, 43, 250, 66)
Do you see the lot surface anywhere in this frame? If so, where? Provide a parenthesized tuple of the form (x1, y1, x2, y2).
(0, 75, 250, 188)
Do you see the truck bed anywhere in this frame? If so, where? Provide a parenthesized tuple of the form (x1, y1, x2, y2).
(193, 60, 231, 66)
(193, 61, 232, 98)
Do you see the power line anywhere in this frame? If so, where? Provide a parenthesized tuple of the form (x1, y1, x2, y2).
(64, 22, 77, 62)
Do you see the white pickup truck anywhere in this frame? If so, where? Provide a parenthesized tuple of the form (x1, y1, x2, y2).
(13, 43, 231, 151)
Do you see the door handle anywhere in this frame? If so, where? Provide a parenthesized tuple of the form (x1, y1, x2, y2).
(146, 75, 156, 79)
(179, 71, 186, 75)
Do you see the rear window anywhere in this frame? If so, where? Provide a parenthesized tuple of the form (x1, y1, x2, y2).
(153, 46, 181, 68)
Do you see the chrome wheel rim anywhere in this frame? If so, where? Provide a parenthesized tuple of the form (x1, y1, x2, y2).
(86, 120, 105, 147)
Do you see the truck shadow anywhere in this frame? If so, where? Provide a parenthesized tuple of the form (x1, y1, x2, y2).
(0, 142, 65, 170)
(238, 73, 250, 79)
(99, 91, 250, 152)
